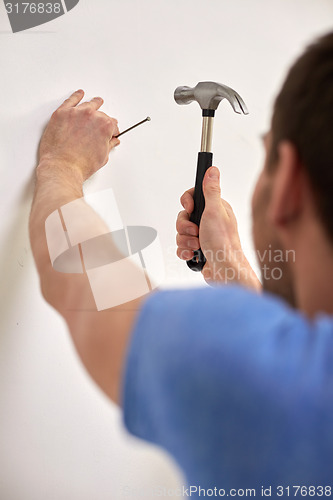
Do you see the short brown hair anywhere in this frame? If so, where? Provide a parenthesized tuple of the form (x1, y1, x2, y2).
(270, 32, 333, 241)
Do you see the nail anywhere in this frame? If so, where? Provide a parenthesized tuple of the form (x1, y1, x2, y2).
(116, 117, 151, 138)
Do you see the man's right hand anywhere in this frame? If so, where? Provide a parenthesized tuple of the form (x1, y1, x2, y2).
(176, 166, 261, 290)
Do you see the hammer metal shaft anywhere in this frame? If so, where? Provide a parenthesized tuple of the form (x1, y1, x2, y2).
(201, 116, 214, 152)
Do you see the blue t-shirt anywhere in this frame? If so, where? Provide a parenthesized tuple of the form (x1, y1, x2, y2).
(122, 285, 333, 498)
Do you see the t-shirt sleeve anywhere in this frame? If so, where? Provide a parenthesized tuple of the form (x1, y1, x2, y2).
(121, 284, 324, 486)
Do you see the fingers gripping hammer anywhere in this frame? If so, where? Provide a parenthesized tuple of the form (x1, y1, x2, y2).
(174, 81, 249, 272)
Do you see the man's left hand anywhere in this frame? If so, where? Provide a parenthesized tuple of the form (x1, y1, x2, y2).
(38, 89, 120, 181)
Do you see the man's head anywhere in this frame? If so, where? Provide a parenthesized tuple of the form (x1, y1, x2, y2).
(252, 32, 333, 308)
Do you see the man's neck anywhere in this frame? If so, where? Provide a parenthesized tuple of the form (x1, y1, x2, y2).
(294, 226, 333, 318)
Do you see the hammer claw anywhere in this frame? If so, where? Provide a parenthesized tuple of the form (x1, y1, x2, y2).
(232, 93, 249, 115)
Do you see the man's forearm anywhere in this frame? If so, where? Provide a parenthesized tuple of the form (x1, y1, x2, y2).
(29, 160, 141, 405)
(30, 161, 84, 267)
(30, 160, 85, 310)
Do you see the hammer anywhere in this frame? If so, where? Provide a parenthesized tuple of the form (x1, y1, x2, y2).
(174, 81, 249, 272)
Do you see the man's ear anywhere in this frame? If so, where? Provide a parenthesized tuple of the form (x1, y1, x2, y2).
(268, 141, 302, 228)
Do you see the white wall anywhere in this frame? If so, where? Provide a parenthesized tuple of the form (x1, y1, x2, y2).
(0, 1, 332, 498)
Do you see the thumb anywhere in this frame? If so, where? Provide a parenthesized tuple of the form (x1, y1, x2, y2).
(202, 167, 221, 209)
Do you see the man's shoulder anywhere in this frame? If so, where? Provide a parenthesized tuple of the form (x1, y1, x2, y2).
(135, 284, 333, 382)
(141, 284, 300, 333)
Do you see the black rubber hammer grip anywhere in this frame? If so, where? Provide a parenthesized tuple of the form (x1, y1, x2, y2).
(187, 152, 213, 272)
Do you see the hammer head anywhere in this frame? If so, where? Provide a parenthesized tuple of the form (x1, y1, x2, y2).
(174, 81, 248, 114)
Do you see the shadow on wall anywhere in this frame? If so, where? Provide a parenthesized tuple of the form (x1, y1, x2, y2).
(0, 171, 36, 342)
(0, 96, 72, 343)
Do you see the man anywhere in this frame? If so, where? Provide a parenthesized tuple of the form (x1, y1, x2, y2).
(29, 32, 333, 495)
